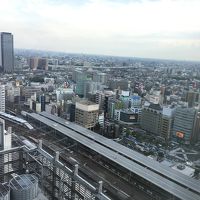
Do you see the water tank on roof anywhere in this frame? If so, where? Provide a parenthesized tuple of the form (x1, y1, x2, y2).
(9, 174, 38, 200)
(0, 183, 10, 200)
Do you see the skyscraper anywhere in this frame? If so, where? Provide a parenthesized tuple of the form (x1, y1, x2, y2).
(0, 32, 14, 73)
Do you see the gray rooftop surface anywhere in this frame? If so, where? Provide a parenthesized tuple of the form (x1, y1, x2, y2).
(39, 111, 200, 194)
(27, 112, 200, 200)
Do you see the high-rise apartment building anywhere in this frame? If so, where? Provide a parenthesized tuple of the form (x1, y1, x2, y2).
(0, 32, 14, 73)
(0, 85, 5, 112)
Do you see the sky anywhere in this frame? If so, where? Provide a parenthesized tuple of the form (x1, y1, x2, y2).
(0, 0, 200, 61)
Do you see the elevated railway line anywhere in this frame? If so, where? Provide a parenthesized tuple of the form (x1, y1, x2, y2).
(26, 112, 200, 200)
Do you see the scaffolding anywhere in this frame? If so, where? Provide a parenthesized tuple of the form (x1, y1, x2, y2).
(0, 142, 110, 200)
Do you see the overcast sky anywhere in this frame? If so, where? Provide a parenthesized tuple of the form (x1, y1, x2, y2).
(1, 0, 200, 61)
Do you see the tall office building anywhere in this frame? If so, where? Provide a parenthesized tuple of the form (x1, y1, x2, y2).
(140, 104, 162, 135)
(75, 70, 91, 97)
(0, 32, 14, 73)
(0, 85, 5, 112)
(186, 91, 199, 108)
(172, 107, 196, 144)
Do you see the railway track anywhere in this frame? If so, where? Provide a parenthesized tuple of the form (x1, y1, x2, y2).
(5, 120, 151, 200)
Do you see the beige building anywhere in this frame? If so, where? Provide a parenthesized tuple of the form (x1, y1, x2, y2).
(75, 100, 99, 129)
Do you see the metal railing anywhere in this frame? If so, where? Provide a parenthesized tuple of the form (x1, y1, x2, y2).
(0, 144, 111, 200)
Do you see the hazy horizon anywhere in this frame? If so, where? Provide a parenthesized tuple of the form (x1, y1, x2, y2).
(1, 0, 200, 61)
(15, 47, 200, 64)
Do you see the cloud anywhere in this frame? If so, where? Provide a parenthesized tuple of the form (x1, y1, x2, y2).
(0, 0, 200, 61)
(48, 0, 92, 7)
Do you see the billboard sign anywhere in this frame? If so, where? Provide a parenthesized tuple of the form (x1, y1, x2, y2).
(176, 131, 184, 139)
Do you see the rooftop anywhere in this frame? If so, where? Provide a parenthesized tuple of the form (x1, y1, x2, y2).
(77, 100, 98, 106)
(172, 164, 195, 177)
(148, 103, 163, 111)
(27, 112, 200, 200)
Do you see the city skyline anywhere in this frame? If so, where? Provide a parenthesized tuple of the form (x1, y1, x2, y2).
(1, 0, 200, 61)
